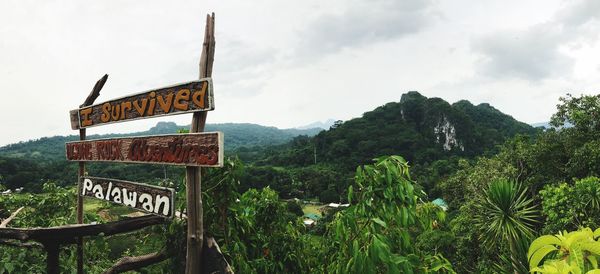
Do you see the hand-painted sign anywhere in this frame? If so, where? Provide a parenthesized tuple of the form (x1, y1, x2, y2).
(81, 176, 175, 218)
(69, 79, 214, 130)
(66, 132, 223, 167)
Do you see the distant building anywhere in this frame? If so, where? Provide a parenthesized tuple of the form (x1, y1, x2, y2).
(432, 198, 448, 211)
(326, 203, 349, 208)
(318, 203, 350, 215)
(303, 213, 321, 227)
(303, 219, 315, 226)
(304, 213, 321, 220)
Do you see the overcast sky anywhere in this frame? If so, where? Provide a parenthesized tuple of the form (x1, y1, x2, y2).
(0, 0, 599, 146)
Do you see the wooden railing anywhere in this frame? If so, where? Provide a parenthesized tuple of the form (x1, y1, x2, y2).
(0, 210, 232, 274)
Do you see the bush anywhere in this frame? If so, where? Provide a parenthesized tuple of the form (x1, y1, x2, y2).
(318, 189, 338, 203)
(286, 201, 304, 216)
(540, 177, 600, 234)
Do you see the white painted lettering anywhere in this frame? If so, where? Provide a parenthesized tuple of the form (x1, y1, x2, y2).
(154, 195, 170, 216)
(92, 184, 104, 199)
(111, 187, 122, 203)
(82, 178, 93, 196)
(139, 194, 154, 212)
(122, 189, 137, 208)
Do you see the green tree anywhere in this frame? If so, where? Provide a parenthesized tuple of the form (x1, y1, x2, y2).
(208, 186, 310, 273)
(474, 179, 540, 272)
(551, 94, 600, 133)
(540, 177, 600, 234)
(321, 156, 454, 273)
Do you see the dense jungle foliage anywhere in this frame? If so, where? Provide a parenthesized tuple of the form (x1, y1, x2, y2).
(1, 92, 600, 273)
(0, 122, 320, 192)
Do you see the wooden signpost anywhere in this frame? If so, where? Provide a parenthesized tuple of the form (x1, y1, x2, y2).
(0, 13, 222, 274)
(80, 177, 175, 218)
(67, 13, 219, 274)
(69, 79, 214, 130)
(185, 13, 216, 274)
(66, 133, 224, 167)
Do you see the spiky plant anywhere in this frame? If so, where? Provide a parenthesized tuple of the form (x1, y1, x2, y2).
(475, 179, 539, 272)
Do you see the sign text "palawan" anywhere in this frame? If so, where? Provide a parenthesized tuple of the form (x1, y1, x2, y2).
(81, 177, 175, 218)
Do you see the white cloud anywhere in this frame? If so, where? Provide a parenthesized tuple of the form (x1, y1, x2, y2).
(292, 0, 438, 61)
(0, 0, 599, 146)
(473, 23, 573, 81)
(556, 0, 600, 28)
(471, 0, 600, 82)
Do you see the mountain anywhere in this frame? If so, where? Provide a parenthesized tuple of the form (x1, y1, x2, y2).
(297, 119, 336, 130)
(281, 127, 323, 136)
(530, 121, 574, 129)
(0, 92, 539, 195)
(0, 122, 322, 162)
(250, 91, 538, 171)
(531, 122, 551, 128)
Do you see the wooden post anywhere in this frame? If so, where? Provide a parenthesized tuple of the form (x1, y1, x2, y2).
(76, 129, 85, 274)
(186, 13, 215, 274)
(76, 74, 108, 274)
(45, 242, 60, 274)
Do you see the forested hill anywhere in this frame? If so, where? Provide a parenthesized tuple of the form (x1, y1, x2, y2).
(248, 91, 538, 171)
(0, 121, 322, 161)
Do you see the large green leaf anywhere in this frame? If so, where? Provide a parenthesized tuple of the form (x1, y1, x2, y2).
(532, 259, 578, 273)
(529, 245, 558, 269)
(581, 242, 600, 256)
(570, 245, 585, 272)
(372, 217, 387, 228)
(529, 235, 561, 260)
(566, 230, 593, 249)
(588, 255, 598, 269)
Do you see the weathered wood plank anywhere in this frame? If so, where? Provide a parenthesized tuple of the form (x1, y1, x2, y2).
(202, 237, 234, 274)
(45, 242, 60, 274)
(0, 239, 42, 248)
(103, 250, 168, 274)
(187, 13, 216, 274)
(81, 74, 109, 108)
(0, 207, 24, 228)
(80, 177, 175, 218)
(69, 79, 214, 129)
(65, 132, 223, 167)
(0, 215, 165, 245)
(77, 74, 107, 274)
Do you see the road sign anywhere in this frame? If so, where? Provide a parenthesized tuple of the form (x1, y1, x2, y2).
(66, 132, 223, 167)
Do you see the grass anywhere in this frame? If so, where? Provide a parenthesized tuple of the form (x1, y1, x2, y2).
(83, 197, 105, 213)
(82, 197, 137, 220)
(302, 204, 322, 216)
(108, 205, 135, 216)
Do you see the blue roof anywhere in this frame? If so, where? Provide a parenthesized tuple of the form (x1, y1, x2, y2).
(304, 213, 322, 220)
(432, 198, 448, 208)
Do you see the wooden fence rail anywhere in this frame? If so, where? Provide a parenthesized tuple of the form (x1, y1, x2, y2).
(0, 215, 166, 273)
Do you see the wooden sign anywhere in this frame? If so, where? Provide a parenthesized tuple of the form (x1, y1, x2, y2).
(66, 132, 223, 167)
(69, 79, 214, 130)
(80, 176, 175, 218)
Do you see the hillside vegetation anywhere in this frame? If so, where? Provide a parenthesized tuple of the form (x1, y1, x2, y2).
(0, 122, 320, 191)
(236, 91, 538, 199)
(0, 121, 321, 161)
(2, 93, 600, 273)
